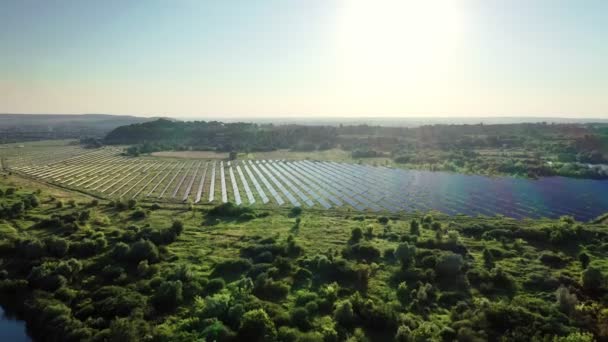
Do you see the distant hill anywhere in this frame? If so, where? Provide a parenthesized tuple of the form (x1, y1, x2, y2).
(0, 114, 156, 143)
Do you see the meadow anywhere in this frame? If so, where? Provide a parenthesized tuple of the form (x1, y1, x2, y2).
(0, 170, 607, 341)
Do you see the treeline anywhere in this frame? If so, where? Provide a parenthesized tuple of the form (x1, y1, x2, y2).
(105, 119, 339, 153)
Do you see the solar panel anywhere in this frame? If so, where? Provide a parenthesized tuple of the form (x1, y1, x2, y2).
(208, 162, 216, 202)
(228, 165, 242, 205)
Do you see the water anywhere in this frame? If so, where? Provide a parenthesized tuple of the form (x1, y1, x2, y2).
(0, 306, 30, 342)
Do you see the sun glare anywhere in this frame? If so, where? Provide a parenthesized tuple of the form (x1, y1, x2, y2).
(334, 0, 465, 97)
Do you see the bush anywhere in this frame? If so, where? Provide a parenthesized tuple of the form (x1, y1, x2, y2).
(23, 238, 46, 259)
(410, 220, 420, 236)
(238, 309, 277, 342)
(211, 258, 252, 280)
(152, 280, 183, 312)
(350, 227, 363, 244)
(396, 282, 409, 306)
(435, 253, 464, 278)
(253, 274, 289, 301)
(555, 285, 578, 315)
(582, 267, 604, 291)
(208, 202, 255, 219)
(290, 307, 311, 331)
(290, 206, 302, 217)
(205, 278, 225, 295)
(333, 300, 354, 327)
(111, 242, 131, 261)
(578, 252, 590, 269)
(128, 239, 159, 263)
(131, 209, 147, 219)
(342, 242, 381, 261)
(46, 236, 70, 257)
(395, 242, 416, 269)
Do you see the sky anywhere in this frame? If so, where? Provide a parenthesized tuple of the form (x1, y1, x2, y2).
(1, 0, 607, 118)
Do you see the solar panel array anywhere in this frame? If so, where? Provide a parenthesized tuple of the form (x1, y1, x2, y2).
(12, 150, 608, 220)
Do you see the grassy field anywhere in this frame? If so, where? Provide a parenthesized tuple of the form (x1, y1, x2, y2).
(1, 172, 607, 341)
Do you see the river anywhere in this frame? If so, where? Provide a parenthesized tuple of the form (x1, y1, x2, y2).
(0, 306, 31, 341)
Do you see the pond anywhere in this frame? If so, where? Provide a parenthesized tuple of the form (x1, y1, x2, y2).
(0, 306, 31, 342)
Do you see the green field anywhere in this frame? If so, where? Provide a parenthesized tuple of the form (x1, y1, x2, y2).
(1, 170, 607, 341)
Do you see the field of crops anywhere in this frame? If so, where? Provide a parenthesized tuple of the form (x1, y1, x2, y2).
(2, 141, 607, 220)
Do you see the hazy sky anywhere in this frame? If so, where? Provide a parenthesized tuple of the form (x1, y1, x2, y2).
(1, 0, 607, 118)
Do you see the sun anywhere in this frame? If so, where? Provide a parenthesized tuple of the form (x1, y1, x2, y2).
(333, 0, 465, 97)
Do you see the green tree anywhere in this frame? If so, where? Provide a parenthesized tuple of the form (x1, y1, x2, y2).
(350, 227, 363, 244)
(409, 220, 420, 236)
(483, 248, 495, 270)
(395, 242, 416, 269)
(152, 280, 183, 312)
(333, 300, 355, 327)
(582, 266, 604, 291)
(578, 252, 590, 269)
(238, 309, 277, 342)
(396, 282, 409, 306)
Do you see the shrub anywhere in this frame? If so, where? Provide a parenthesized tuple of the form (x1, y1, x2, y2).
(582, 267, 604, 291)
(152, 280, 183, 312)
(395, 242, 416, 269)
(290, 307, 311, 331)
(127, 199, 138, 209)
(170, 220, 184, 236)
(378, 216, 389, 225)
(342, 242, 381, 261)
(539, 252, 568, 268)
(46, 236, 70, 257)
(253, 273, 289, 302)
(211, 258, 252, 280)
(111, 242, 131, 261)
(238, 309, 277, 342)
(410, 219, 420, 236)
(129, 239, 159, 263)
(350, 227, 363, 244)
(23, 238, 46, 259)
(208, 202, 254, 219)
(435, 253, 464, 278)
(290, 206, 302, 217)
(205, 278, 226, 295)
(578, 252, 590, 269)
(396, 282, 409, 306)
(483, 248, 495, 270)
(333, 300, 354, 327)
(555, 285, 578, 315)
(131, 209, 147, 219)
(137, 260, 150, 277)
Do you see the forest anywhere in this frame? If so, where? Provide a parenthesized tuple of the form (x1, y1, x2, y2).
(105, 120, 608, 179)
(0, 174, 607, 342)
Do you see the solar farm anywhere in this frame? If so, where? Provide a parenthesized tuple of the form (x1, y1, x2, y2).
(2, 142, 607, 220)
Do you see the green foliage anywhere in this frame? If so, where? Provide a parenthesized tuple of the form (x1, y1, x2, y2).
(350, 227, 363, 244)
(395, 242, 416, 269)
(238, 309, 277, 342)
(153, 280, 184, 312)
(409, 220, 420, 236)
(204, 278, 225, 295)
(46, 236, 70, 257)
(129, 239, 159, 263)
(342, 242, 381, 261)
(290, 206, 302, 217)
(578, 252, 590, 269)
(581, 266, 604, 292)
(333, 300, 354, 327)
(483, 248, 495, 270)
